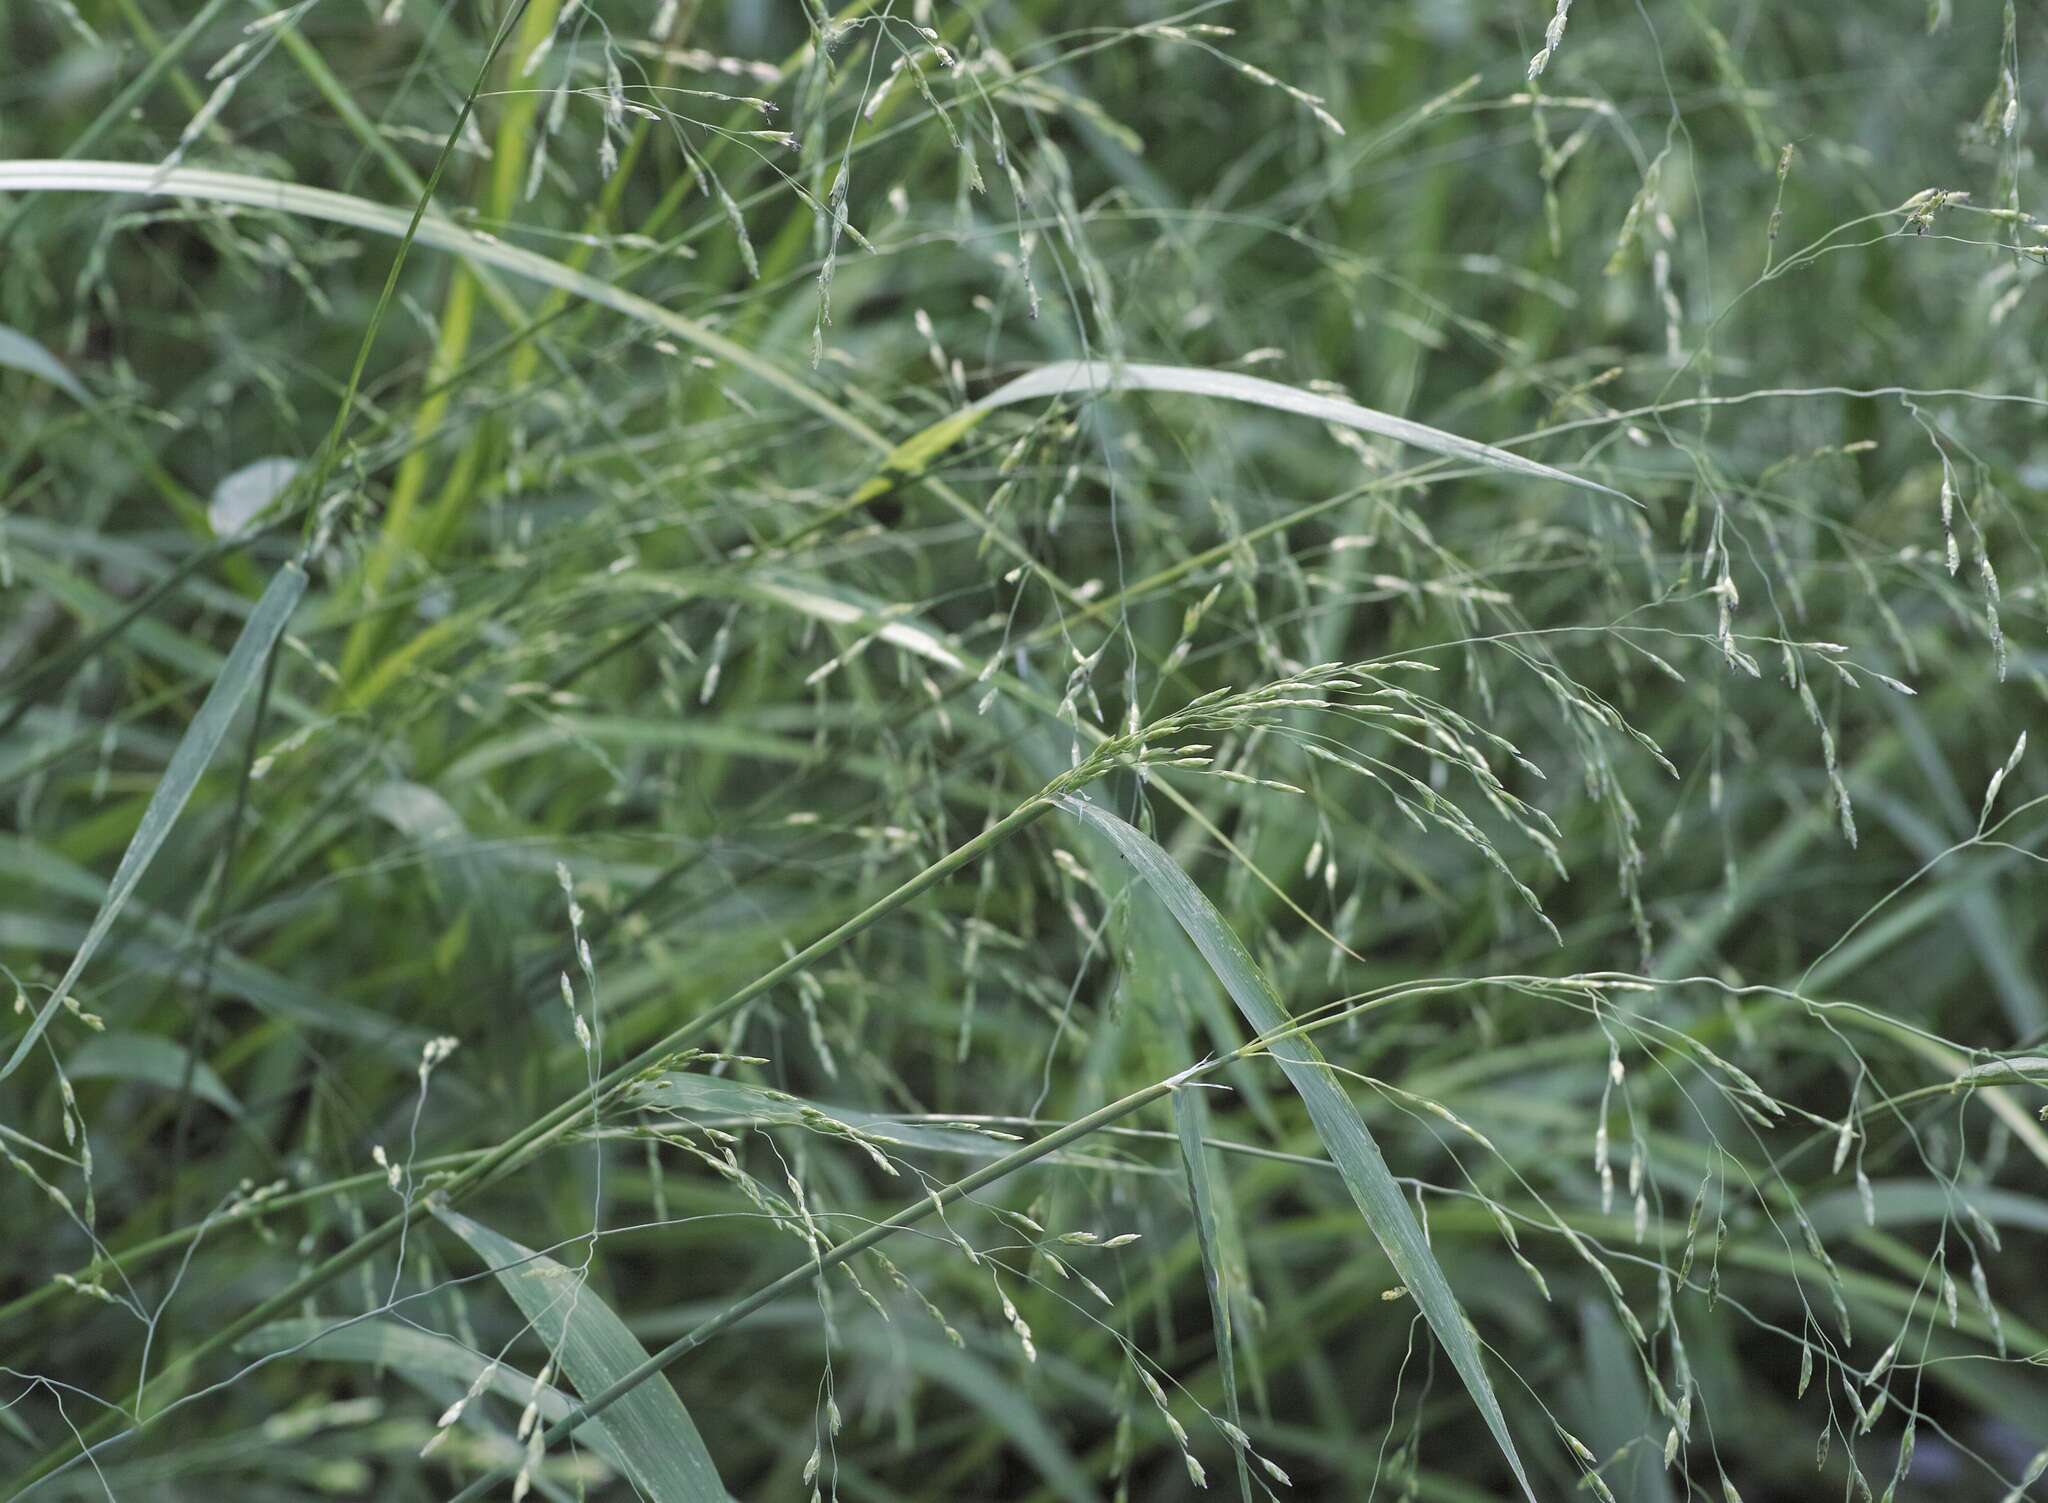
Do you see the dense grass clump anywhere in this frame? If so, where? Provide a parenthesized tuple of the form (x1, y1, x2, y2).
(3, 2, 2047, 1499)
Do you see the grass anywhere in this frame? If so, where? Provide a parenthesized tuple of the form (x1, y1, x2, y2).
(2, 1, 2046, 1500)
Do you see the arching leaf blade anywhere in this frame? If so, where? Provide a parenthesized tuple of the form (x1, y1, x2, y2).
(434, 1207, 731, 1503)
(1057, 792, 1537, 1502)
(979, 359, 1629, 504)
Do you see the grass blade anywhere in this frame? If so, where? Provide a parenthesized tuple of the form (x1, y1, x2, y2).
(1571, 1300, 1673, 1503)
(1057, 792, 1538, 1502)
(207, 457, 300, 538)
(978, 359, 1629, 503)
(1174, 1086, 1253, 1502)
(236, 1317, 633, 1477)
(65, 1033, 239, 1118)
(434, 1207, 731, 1503)
(836, 355, 1629, 524)
(633, 1072, 1047, 1162)
(0, 323, 89, 403)
(1, 560, 306, 1080)
(0, 161, 876, 453)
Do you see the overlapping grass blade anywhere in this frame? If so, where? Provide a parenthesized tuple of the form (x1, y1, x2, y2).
(0, 161, 872, 450)
(433, 1207, 730, 1503)
(0, 165, 1614, 512)
(235, 1317, 632, 1476)
(1056, 792, 1537, 1502)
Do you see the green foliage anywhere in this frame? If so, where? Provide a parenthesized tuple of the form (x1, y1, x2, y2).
(3, 2, 2046, 1500)
(435, 1207, 730, 1503)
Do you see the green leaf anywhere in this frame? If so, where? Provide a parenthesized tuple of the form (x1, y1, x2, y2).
(1807, 1179, 2048, 1239)
(207, 456, 301, 537)
(433, 1207, 731, 1503)
(0, 909, 422, 1055)
(627, 1072, 1126, 1169)
(0, 167, 1622, 517)
(1953, 1055, 2048, 1089)
(840, 354, 1628, 524)
(0, 1396, 34, 1446)
(1058, 792, 1537, 1502)
(727, 1310, 1098, 1503)
(66, 1033, 240, 1117)
(1571, 1299, 1673, 1503)
(744, 574, 965, 673)
(2, 560, 307, 1080)
(235, 1317, 632, 1477)
(977, 359, 1628, 503)
(1174, 1086, 1253, 1502)
(0, 161, 880, 453)
(0, 323, 89, 403)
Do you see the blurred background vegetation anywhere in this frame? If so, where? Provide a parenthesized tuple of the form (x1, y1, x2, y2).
(2, 1, 2045, 1499)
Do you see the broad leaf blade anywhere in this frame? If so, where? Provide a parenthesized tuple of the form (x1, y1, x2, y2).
(2, 560, 307, 1080)
(434, 1207, 730, 1503)
(1058, 793, 1537, 1502)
